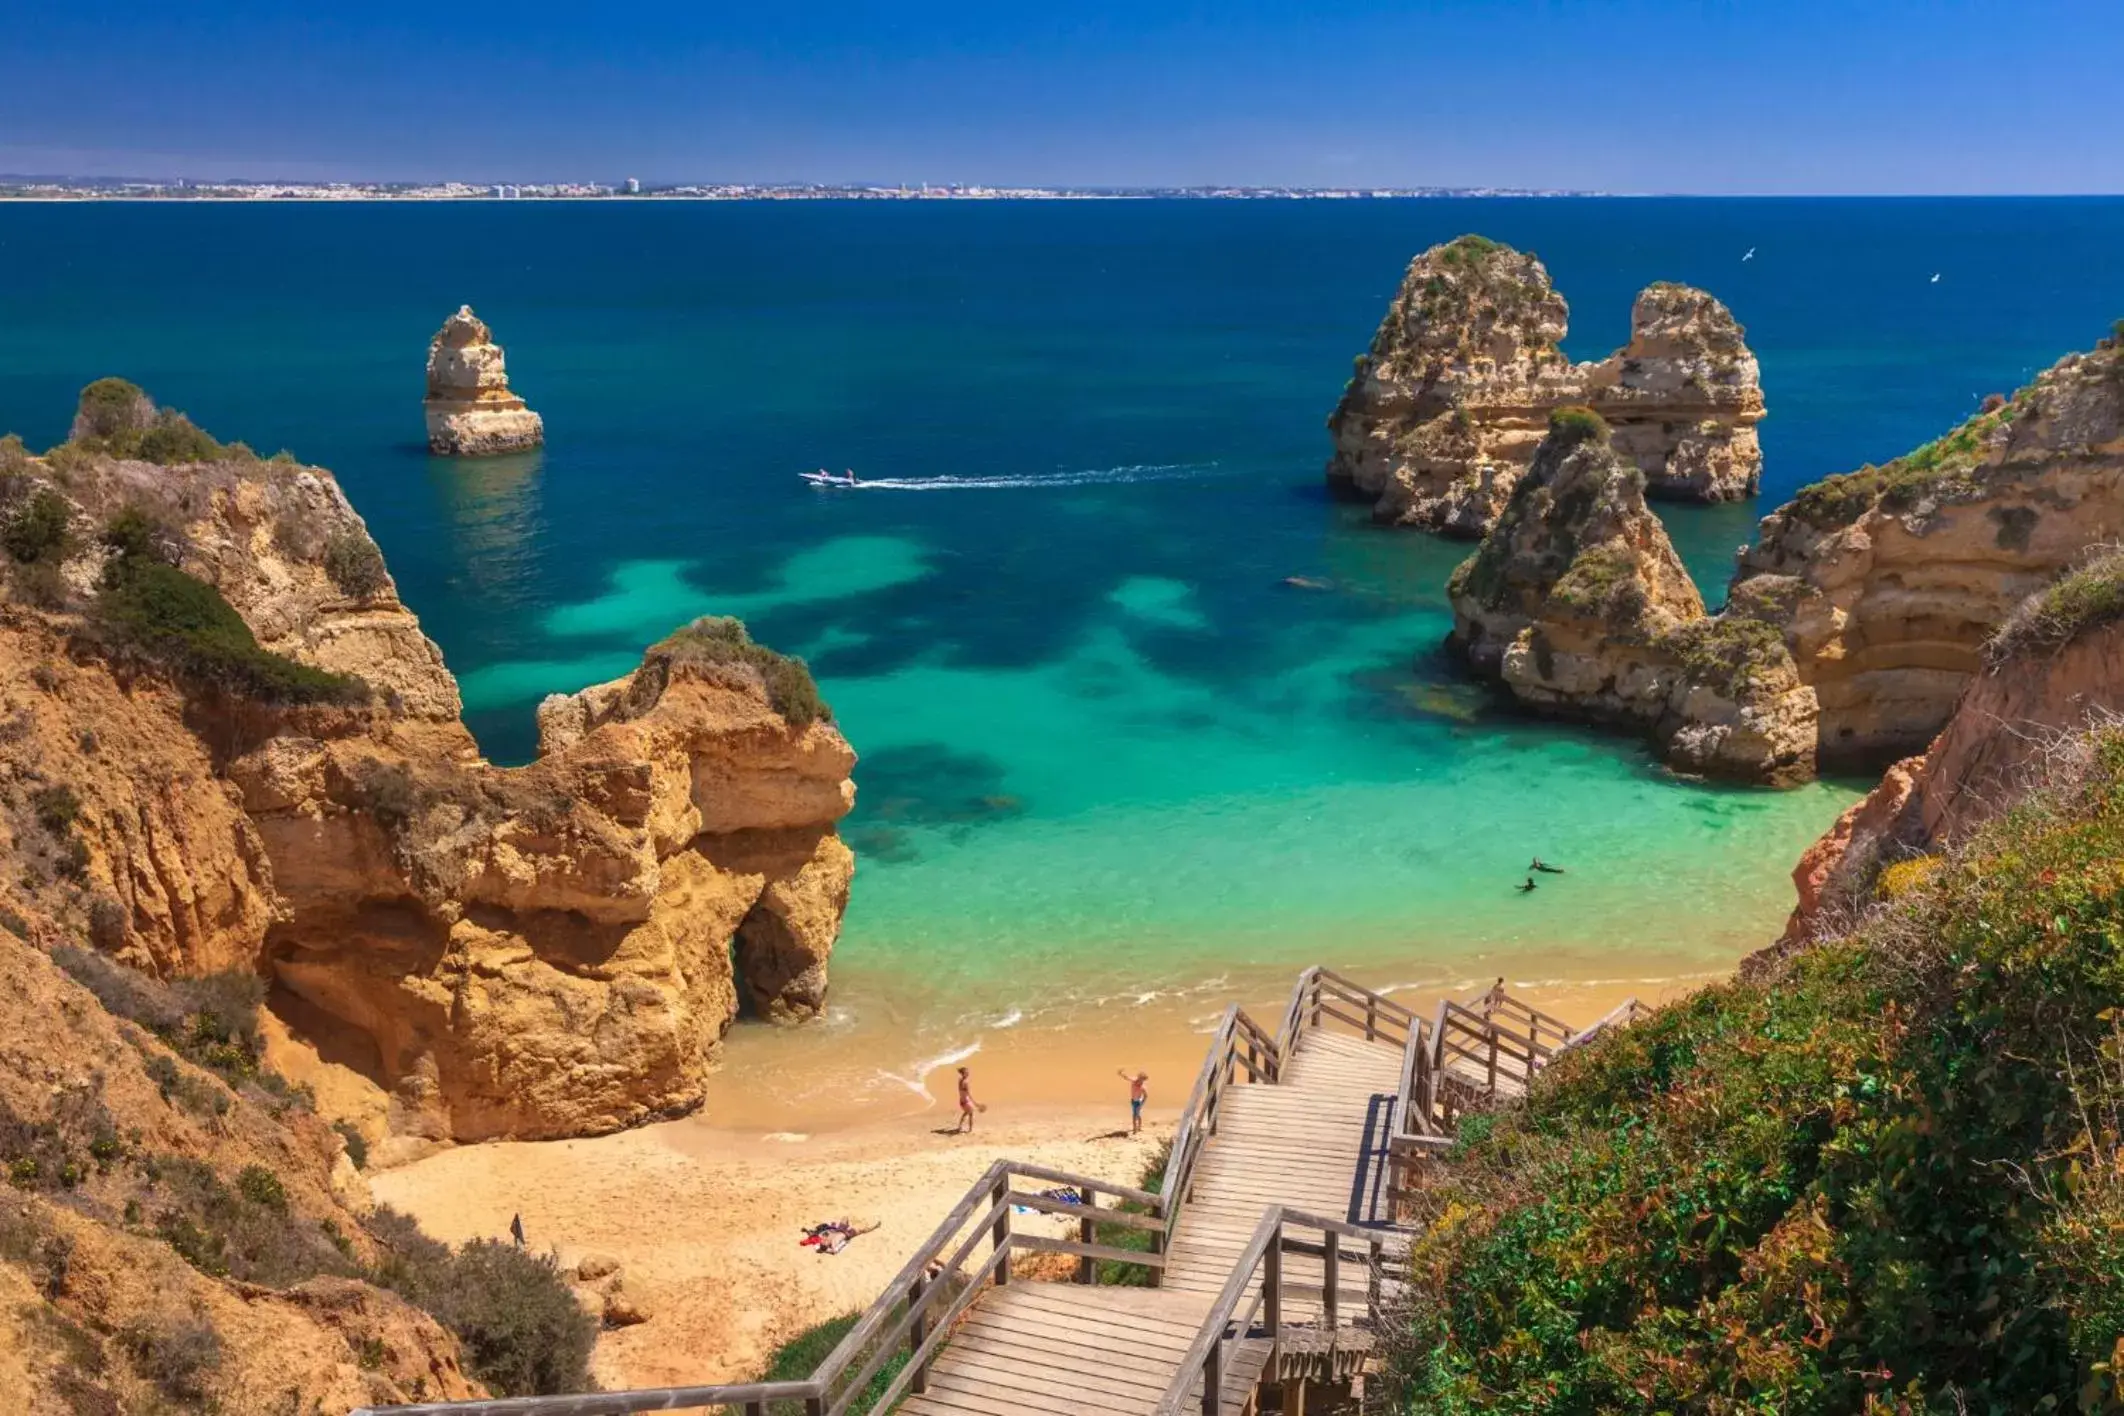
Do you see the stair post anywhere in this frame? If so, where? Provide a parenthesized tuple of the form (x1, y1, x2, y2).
(991, 1173, 1012, 1286)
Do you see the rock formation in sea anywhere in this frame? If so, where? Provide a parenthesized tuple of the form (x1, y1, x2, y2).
(423, 305, 545, 456)
(1778, 546, 2124, 946)
(1447, 329, 2124, 785)
(0, 381, 853, 1160)
(1447, 407, 1705, 714)
(1327, 235, 1765, 535)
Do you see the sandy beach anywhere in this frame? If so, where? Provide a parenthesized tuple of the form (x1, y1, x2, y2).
(371, 1105, 1174, 1390)
(364, 972, 1690, 1391)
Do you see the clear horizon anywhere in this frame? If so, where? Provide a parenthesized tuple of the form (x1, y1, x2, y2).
(9, 0, 2123, 196)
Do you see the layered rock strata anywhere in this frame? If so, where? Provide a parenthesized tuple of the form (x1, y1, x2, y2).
(1780, 555, 2124, 945)
(1447, 332, 2124, 785)
(0, 385, 854, 1155)
(1328, 235, 1764, 534)
(1446, 410, 1816, 781)
(423, 306, 545, 456)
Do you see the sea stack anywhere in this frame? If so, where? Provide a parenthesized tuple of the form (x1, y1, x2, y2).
(423, 304, 545, 456)
(1328, 235, 1765, 535)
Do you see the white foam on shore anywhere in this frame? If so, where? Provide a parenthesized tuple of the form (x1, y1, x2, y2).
(760, 1131, 810, 1143)
(875, 1041, 982, 1107)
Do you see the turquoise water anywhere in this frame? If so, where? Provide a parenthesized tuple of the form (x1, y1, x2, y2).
(4, 199, 2121, 1083)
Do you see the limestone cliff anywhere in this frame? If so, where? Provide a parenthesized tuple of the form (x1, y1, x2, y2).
(1714, 335, 2124, 772)
(1450, 330, 2124, 785)
(424, 306, 545, 457)
(1780, 548, 2124, 944)
(0, 383, 855, 1155)
(1448, 409, 1704, 718)
(1328, 236, 1764, 535)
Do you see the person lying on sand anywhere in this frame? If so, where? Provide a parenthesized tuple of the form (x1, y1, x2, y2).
(800, 1218, 879, 1255)
(955, 1066, 986, 1134)
(1529, 857, 1566, 874)
(1117, 1069, 1149, 1135)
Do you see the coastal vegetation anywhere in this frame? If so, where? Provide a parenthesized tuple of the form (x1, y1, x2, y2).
(1384, 722, 2124, 1411)
(1986, 545, 2124, 664)
(5, 938, 596, 1401)
(91, 553, 368, 705)
(650, 614, 830, 726)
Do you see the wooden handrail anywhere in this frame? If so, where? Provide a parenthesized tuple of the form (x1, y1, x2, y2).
(352, 1156, 1162, 1416)
(1153, 1206, 1395, 1416)
(1558, 997, 1651, 1053)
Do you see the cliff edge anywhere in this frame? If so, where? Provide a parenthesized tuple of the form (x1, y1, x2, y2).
(0, 381, 854, 1157)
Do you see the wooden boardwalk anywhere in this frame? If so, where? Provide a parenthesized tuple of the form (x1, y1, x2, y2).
(353, 971, 1627, 1416)
(899, 1017, 1405, 1416)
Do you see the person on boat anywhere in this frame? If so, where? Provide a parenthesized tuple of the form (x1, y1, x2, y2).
(1529, 857, 1565, 874)
(1515, 877, 1537, 893)
(842, 468, 859, 487)
(1117, 1069, 1150, 1135)
(955, 1066, 985, 1134)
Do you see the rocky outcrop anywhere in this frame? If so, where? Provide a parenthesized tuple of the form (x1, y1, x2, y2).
(0, 928, 484, 1411)
(1711, 337, 2124, 772)
(424, 307, 544, 457)
(1328, 236, 1764, 535)
(1448, 410, 1703, 710)
(1779, 552, 2124, 944)
(0, 385, 856, 1154)
(1452, 332, 2124, 785)
(1445, 411, 1816, 781)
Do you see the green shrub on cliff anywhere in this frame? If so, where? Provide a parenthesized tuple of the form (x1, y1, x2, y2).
(322, 529, 390, 598)
(1987, 546, 2124, 664)
(1656, 613, 1790, 698)
(1546, 404, 1608, 448)
(651, 615, 829, 726)
(67, 377, 226, 466)
(89, 558, 365, 705)
(1384, 725, 2124, 1412)
(3, 488, 75, 564)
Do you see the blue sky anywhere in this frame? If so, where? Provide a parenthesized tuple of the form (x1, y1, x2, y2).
(7, 1, 2121, 192)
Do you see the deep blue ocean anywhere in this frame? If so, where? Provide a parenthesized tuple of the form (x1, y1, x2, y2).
(5, 198, 2120, 1105)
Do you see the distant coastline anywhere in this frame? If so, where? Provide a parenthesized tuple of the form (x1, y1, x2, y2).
(0, 179, 1606, 202)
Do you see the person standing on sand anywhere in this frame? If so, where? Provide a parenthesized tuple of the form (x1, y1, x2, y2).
(509, 1213, 525, 1247)
(1118, 1070, 1149, 1135)
(955, 1066, 985, 1134)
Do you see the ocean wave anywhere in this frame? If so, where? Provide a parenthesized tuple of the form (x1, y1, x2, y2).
(873, 1040, 982, 1107)
(817, 461, 1219, 493)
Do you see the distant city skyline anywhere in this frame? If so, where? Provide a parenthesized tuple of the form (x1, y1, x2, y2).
(8, 1, 2123, 195)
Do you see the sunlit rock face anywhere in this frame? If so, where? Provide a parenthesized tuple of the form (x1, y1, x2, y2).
(423, 305, 545, 456)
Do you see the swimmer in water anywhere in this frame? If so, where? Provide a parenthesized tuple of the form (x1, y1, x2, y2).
(1515, 877, 1537, 893)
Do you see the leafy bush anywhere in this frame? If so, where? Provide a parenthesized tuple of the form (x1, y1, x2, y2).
(1093, 1137, 1171, 1286)
(90, 559, 366, 705)
(1545, 404, 1609, 448)
(129, 413, 224, 466)
(1658, 613, 1792, 698)
(1384, 726, 2124, 1413)
(367, 1206, 596, 1398)
(119, 1316, 222, 1403)
(322, 529, 390, 598)
(1987, 546, 2124, 664)
(73, 379, 154, 444)
(50, 946, 284, 1106)
(649, 616, 830, 726)
(100, 505, 182, 567)
(31, 783, 81, 834)
(148, 1155, 357, 1286)
(757, 1309, 908, 1414)
(3, 487, 74, 564)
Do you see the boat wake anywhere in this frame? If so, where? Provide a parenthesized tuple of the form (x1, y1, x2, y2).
(812, 461, 1219, 492)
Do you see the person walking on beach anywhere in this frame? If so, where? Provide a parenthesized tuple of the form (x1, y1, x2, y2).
(509, 1213, 525, 1247)
(955, 1066, 985, 1134)
(1118, 1069, 1150, 1135)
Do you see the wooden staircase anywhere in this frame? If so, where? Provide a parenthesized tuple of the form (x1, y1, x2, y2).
(352, 971, 1639, 1416)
